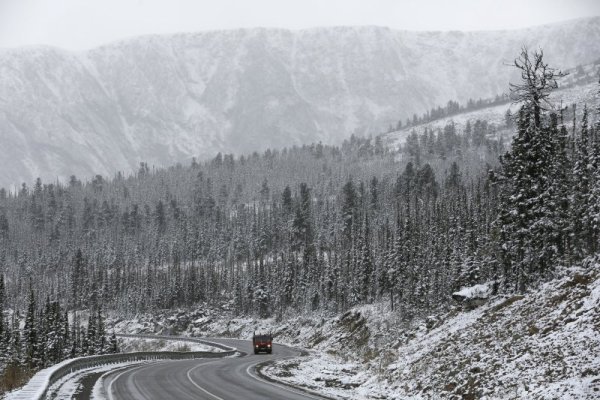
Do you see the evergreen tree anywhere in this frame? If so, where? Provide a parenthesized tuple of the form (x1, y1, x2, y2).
(71, 249, 84, 309)
(572, 106, 593, 255)
(358, 215, 374, 302)
(9, 314, 21, 366)
(585, 75, 600, 252)
(109, 331, 119, 354)
(95, 308, 107, 354)
(495, 48, 565, 291)
(282, 186, 293, 213)
(22, 283, 38, 369)
(341, 180, 357, 243)
(445, 162, 462, 192)
(86, 312, 97, 355)
(155, 200, 166, 234)
(0, 274, 5, 361)
(0, 274, 4, 338)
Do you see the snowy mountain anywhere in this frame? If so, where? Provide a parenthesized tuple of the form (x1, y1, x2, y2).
(1, 17, 600, 189)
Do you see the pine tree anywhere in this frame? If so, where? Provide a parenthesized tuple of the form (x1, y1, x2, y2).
(109, 331, 119, 354)
(62, 311, 70, 359)
(584, 75, 600, 252)
(95, 308, 106, 354)
(572, 106, 593, 255)
(445, 162, 462, 192)
(9, 314, 21, 366)
(358, 215, 374, 302)
(22, 283, 38, 369)
(282, 186, 292, 213)
(71, 249, 84, 309)
(155, 200, 166, 235)
(70, 313, 81, 358)
(0, 274, 5, 362)
(546, 115, 572, 261)
(0, 274, 4, 339)
(495, 48, 565, 291)
(86, 312, 97, 355)
(0, 212, 8, 241)
(80, 324, 89, 356)
(341, 180, 357, 244)
(0, 315, 11, 365)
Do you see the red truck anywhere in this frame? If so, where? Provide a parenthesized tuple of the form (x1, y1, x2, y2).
(252, 332, 273, 354)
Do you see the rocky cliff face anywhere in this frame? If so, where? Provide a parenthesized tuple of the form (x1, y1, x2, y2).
(1, 17, 599, 188)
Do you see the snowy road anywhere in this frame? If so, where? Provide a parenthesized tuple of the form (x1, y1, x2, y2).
(101, 338, 327, 400)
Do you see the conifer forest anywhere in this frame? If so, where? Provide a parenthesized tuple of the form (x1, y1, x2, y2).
(1, 46, 600, 393)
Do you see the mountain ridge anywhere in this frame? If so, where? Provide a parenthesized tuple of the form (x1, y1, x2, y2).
(1, 18, 599, 189)
(3, 15, 599, 52)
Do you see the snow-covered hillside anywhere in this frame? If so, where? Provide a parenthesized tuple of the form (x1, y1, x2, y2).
(1, 17, 600, 189)
(113, 256, 600, 399)
(260, 257, 600, 399)
(383, 74, 600, 150)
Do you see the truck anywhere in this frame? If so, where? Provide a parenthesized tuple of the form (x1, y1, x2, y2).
(252, 331, 273, 354)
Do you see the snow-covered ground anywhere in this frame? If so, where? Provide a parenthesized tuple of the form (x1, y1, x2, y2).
(1, 335, 223, 400)
(116, 336, 218, 353)
(111, 256, 600, 399)
(382, 79, 599, 150)
(45, 361, 145, 400)
(264, 258, 600, 399)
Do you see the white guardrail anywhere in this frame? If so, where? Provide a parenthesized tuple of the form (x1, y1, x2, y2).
(6, 334, 238, 400)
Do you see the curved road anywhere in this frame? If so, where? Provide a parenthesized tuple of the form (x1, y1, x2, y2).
(102, 338, 326, 400)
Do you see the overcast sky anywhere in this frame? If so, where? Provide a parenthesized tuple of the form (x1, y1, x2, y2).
(0, 0, 599, 50)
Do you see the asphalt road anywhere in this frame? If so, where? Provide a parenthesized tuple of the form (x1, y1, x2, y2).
(102, 338, 326, 400)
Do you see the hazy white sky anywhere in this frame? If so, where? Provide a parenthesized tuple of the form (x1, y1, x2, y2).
(0, 0, 599, 50)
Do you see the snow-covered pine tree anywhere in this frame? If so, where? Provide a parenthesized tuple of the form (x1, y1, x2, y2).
(69, 312, 80, 358)
(71, 249, 84, 310)
(108, 331, 119, 354)
(496, 48, 565, 292)
(0, 274, 4, 343)
(0, 275, 5, 365)
(584, 75, 600, 252)
(357, 214, 374, 303)
(95, 308, 106, 355)
(545, 114, 573, 262)
(0, 316, 10, 365)
(341, 180, 357, 245)
(22, 284, 38, 369)
(572, 106, 594, 255)
(80, 324, 89, 356)
(86, 312, 96, 356)
(61, 311, 70, 360)
(9, 314, 21, 366)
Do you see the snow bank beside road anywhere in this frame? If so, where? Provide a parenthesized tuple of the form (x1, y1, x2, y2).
(117, 336, 217, 353)
(46, 361, 143, 400)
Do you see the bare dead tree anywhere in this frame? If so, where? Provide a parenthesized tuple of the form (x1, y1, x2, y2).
(509, 47, 566, 128)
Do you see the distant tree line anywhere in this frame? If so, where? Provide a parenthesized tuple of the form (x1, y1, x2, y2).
(390, 94, 511, 132)
(391, 59, 599, 133)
